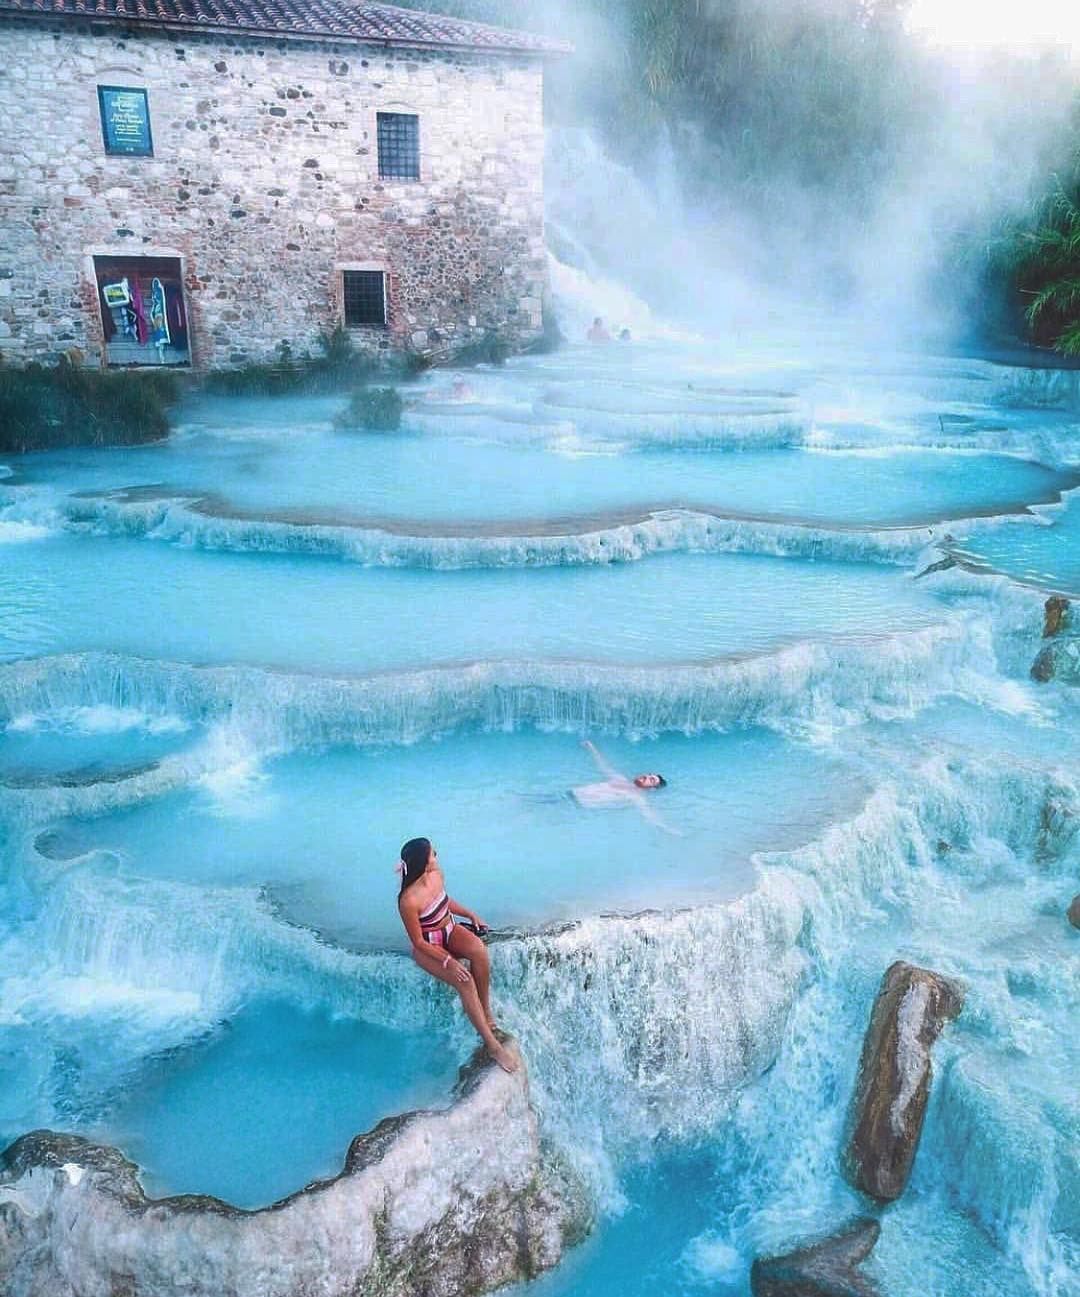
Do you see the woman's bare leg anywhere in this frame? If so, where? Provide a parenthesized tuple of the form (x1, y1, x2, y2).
(413, 949, 517, 1073)
(448, 926, 495, 1027)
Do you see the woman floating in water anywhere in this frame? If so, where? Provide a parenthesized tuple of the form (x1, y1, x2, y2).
(397, 837, 518, 1073)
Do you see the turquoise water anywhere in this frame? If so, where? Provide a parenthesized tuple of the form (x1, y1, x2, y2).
(21, 731, 865, 946)
(0, 341, 1077, 1293)
(0, 536, 949, 669)
(99, 1000, 458, 1209)
(10, 437, 1072, 528)
(948, 491, 1080, 595)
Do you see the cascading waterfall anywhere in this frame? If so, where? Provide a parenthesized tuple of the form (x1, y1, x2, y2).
(2, 337, 1079, 1296)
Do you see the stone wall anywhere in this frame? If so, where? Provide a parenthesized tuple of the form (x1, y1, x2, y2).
(0, 18, 547, 368)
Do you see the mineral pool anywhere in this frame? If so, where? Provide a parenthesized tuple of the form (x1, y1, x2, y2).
(1, 339, 1077, 1295)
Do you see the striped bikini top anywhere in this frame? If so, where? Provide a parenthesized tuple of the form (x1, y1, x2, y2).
(418, 890, 450, 931)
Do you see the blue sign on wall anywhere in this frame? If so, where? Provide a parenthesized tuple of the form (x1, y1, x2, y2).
(98, 86, 153, 157)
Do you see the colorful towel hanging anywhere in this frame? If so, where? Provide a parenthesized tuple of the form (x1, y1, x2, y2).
(149, 277, 171, 347)
(130, 277, 149, 344)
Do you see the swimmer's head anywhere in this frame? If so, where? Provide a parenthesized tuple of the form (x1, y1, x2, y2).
(399, 837, 434, 892)
(633, 774, 666, 790)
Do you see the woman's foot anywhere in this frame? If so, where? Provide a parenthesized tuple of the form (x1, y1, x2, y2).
(489, 1041, 519, 1074)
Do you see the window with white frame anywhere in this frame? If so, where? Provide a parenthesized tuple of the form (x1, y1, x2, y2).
(342, 270, 387, 327)
(377, 113, 420, 181)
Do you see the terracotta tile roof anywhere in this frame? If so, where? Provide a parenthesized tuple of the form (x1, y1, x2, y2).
(0, 0, 571, 54)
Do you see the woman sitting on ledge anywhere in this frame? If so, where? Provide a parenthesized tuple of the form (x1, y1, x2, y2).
(398, 837, 518, 1073)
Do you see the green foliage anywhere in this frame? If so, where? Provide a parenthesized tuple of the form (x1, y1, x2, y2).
(452, 330, 512, 367)
(0, 355, 179, 453)
(317, 325, 357, 370)
(202, 330, 381, 396)
(990, 169, 1080, 354)
(335, 385, 404, 432)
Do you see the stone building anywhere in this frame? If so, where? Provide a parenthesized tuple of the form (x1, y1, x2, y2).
(0, 1, 567, 370)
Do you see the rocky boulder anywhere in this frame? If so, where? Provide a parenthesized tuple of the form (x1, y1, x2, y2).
(844, 961, 964, 1203)
(1068, 894, 1080, 930)
(0, 1040, 589, 1297)
(1043, 595, 1072, 639)
(751, 1217, 881, 1297)
(1031, 636, 1080, 685)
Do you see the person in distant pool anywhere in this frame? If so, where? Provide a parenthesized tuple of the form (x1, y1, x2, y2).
(587, 316, 612, 343)
(573, 740, 676, 832)
(618, 327, 632, 342)
(397, 837, 517, 1074)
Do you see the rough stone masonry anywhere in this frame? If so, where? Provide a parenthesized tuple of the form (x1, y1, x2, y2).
(0, 7, 556, 369)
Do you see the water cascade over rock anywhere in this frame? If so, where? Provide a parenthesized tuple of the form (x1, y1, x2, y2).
(3, 343, 1080, 1294)
(1031, 595, 1080, 683)
(0, 1043, 587, 1297)
(844, 962, 964, 1203)
(1042, 596, 1072, 639)
(750, 1217, 882, 1297)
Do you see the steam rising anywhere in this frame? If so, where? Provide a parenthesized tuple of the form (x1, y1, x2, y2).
(412, 0, 1080, 345)
(535, 0, 1080, 344)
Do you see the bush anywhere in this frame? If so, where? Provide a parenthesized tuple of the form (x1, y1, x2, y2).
(202, 330, 381, 397)
(993, 175, 1080, 356)
(0, 355, 180, 453)
(452, 330, 512, 368)
(334, 385, 404, 432)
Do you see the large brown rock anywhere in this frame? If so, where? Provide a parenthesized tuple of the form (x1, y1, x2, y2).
(1043, 595, 1072, 638)
(844, 962, 963, 1203)
(0, 1040, 589, 1297)
(1031, 637, 1080, 684)
(1068, 894, 1080, 929)
(751, 1217, 881, 1297)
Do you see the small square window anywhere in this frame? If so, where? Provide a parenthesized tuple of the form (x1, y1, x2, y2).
(98, 86, 154, 157)
(377, 113, 420, 181)
(343, 270, 387, 328)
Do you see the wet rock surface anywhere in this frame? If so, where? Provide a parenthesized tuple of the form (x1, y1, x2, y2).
(844, 961, 964, 1203)
(751, 1217, 881, 1297)
(1, 760, 159, 790)
(1042, 595, 1072, 638)
(0, 1040, 588, 1297)
(914, 553, 957, 581)
(1031, 596, 1079, 682)
(1031, 635, 1080, 684)
(1068, 894, 1080, 929)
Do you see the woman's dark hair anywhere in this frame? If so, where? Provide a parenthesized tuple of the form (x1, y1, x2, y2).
(399, 837, 431, 894)
(656, 775, 667, 788)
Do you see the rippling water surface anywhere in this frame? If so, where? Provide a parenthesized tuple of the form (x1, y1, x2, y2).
(1, 340, 1077, 1296)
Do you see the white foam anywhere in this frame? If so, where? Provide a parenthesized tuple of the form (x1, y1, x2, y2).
(0, 519, 52, 544)
(681, 1233, 744, 1283)
(7, 704, 188, 737)
(195, 728, 272, 819)
(4, 973, 203, 1023)
(56, 495, 946, 568)
(0, 617, 1004, 757)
